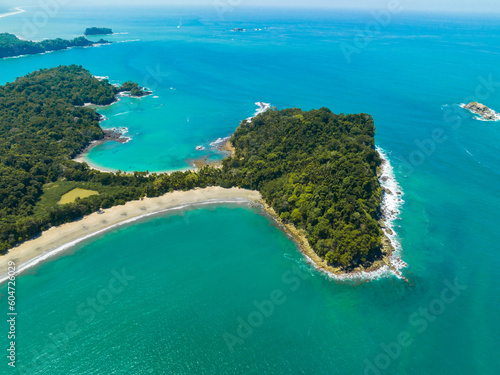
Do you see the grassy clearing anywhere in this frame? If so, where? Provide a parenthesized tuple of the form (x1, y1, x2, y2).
(34, 181, 116, 216)
(58, 188, 99, 205)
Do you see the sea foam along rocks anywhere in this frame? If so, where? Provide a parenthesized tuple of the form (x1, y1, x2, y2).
(461, 102, 500, 121)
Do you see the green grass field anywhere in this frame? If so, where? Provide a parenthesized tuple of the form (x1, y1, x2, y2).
(58, 188, 99, 204)
(35, 181, 116, 215)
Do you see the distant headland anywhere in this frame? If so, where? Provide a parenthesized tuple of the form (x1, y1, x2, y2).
(0, 33, 109, 59)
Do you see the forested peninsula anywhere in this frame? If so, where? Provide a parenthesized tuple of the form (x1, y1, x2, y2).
(0, 65, 390, 273)
(0, 33, 109, 59)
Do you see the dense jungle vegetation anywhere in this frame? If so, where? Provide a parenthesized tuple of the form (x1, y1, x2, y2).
(0, 33, 109, 59)
(84, 27, 113, 36)
(0, 65, 384, 269)
(223, 109, 383, 267)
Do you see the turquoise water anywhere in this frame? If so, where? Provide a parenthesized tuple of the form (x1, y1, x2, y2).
(1, 5, 500, 374)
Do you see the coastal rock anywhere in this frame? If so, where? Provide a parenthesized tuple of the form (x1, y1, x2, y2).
(130, 89, 153, 98)
(196, 146, 205, 151)
(462, 102, 500, 121)
(103, 128, 129, 143)
(116, 81, 152, 98)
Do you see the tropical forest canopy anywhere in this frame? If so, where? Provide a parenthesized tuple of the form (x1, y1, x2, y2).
(0, 65, 384, 269)
(222, 109, 384, 267)
(84, 27, 113, 36)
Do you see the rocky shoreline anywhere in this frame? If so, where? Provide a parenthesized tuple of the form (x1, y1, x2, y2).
(294, 148, 405, 282)
(190, 138, 236, 169)
(73, 97, 406, 282)
(74, 84, 154, 167)
(73, 123, 130, 165)
(194, 144, 406, 282)
(102, 127, 130, 144)
(256, 197, 403, 283)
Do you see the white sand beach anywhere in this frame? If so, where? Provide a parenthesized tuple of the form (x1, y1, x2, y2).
(0, 187, 261, 282)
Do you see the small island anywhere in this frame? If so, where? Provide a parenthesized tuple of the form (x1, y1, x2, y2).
(462, 102, 500, 121)
(117, 81, 153, 97)
(0, 33, 109, 59)
(84, 27, 113, 36)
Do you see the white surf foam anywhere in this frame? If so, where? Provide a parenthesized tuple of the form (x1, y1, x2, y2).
(115, 39, 141, 44)
(246, 101, 271, 123)
(3, 54, 27, 60)
(460, 103, 500, 121)
(376, 147, 407, 276)
(297, 147, 406, 282)
(210, 137, 231, 147)
(114, 111, 130, 117)
(0, 7, 25, 18)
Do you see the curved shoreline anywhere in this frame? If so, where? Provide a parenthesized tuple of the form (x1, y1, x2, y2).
(74, 101, 266, 174)
(377, 147, 407, 278)
(259, 147, 406, 282)
(73, 153, 128, 173)
(0, 188, 261, 284)
(0, 151, 405, 284)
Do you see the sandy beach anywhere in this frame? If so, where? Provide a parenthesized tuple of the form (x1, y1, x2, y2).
(1, 149, 405, 283)
(73, 153, 196, 175)
(0, 187, 261, 283)
(73, 154, 122, 173)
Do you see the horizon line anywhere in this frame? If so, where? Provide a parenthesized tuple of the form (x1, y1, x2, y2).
(21, 4, 499, 15)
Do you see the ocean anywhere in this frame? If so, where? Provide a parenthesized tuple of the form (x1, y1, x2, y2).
(1, 5, 500, 374)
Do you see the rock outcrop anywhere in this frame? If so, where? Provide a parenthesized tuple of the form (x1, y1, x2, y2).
(463, 102, 500, 121)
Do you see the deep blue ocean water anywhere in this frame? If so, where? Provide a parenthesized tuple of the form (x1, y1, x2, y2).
(1, 5, 500, 374)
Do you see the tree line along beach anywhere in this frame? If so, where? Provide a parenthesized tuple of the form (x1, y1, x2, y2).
(0, 66, 405, 283)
